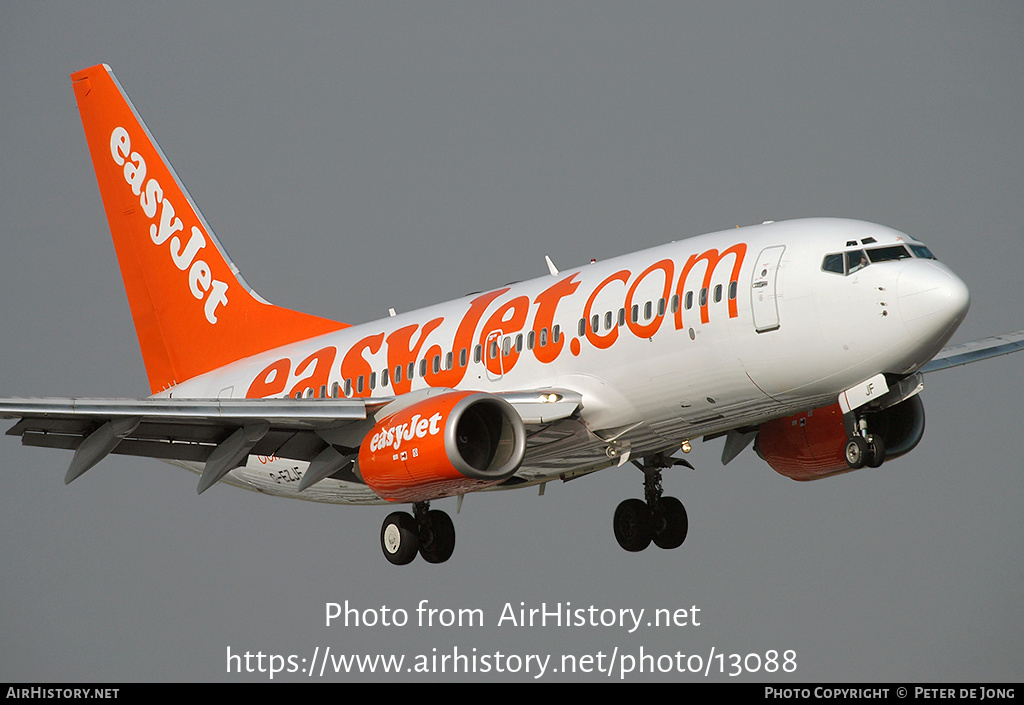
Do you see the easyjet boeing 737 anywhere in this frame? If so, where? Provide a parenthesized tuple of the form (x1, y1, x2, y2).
(3, 64, 1022, 565)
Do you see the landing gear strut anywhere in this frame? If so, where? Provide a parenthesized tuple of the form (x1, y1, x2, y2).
(844, 414, 886, 470)
(380, 502, 456, 565)
(613, 453, 690, 552)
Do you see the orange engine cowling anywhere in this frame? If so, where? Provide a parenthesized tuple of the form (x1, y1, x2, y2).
(756, 395, 925, 481)
(357, 390, 526, 502)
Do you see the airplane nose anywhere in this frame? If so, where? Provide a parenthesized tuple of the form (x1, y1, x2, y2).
(896, 262, 970, 334)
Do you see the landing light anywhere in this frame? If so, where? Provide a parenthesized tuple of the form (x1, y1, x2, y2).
(540, 393, 562, 403)
(681, 440, 692, 453)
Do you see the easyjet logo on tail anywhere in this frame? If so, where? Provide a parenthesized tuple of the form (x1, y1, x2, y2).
(109, 126, 229, 324)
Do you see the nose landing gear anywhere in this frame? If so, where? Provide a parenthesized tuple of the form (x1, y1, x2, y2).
(844, 414, 886, 470)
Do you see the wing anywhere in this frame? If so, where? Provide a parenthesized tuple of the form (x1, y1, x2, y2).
(919, 329, 1024, 373)
(0, 391, 584, 498)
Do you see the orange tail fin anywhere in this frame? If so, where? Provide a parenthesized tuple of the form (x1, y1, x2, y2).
(71, 65, 346, 393)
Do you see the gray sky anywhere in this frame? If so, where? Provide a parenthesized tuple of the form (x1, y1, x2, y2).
(1, 1, 1022, 682)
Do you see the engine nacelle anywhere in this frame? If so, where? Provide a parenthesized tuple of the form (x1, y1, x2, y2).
(756, 395, 926, 481)
(357, 390, 526, 502)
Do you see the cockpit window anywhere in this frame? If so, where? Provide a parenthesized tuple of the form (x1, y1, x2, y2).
(910, 244, 936, 260)
(866, 245, 911, 263)
(846, 250, 869, 274)
(821, 253, 844, 274)
(822, 241, 935, 277)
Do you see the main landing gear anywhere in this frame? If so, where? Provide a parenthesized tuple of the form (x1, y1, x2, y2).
(380, 502, 456, 565)
(613, 453, 691, 552)
(844, 413, 886, 470)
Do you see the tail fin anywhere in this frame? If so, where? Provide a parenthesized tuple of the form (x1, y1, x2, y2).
(71, 65, 346, 393)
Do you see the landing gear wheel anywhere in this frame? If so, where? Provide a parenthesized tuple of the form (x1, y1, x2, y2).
(652, 496, 688, 549)
(614, 498, 653, 552)
(418, 509, 456, 564)
(845, 436, 868, 470)
(381, 511, 419, 565)
(865, 434, 886, 468)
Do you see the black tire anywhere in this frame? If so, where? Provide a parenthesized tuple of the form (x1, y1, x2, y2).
(614, 498, 653, 552)
(380, 511, 419, 565)
(865, 434, 886, 468)
(652, 496, 688, 549)
(845, 436, 868, 469)
(419, 510, 456, 564)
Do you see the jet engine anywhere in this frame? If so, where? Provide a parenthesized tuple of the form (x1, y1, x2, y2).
(357, 390, 526, 502)
(755, 395, 926, 481)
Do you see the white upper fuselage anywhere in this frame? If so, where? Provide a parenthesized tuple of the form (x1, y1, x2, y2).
(164, 218, 970, 503)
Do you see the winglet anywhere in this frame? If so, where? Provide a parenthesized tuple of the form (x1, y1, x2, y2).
(71, 65, 347, 393)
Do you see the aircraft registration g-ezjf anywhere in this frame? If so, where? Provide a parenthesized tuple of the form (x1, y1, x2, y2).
(3, 64, 1023, 565)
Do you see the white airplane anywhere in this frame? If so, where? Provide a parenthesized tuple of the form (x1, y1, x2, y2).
(3, 64, 1023, 565)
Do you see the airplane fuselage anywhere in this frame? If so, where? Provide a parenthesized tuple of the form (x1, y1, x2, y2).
(165, 217, 969, 504)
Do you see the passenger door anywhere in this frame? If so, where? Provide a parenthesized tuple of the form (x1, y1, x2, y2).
(751, 245, 785, 332)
